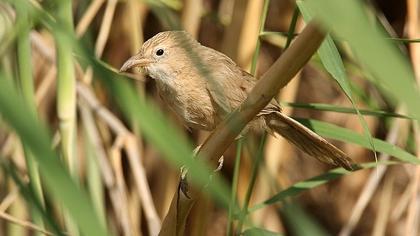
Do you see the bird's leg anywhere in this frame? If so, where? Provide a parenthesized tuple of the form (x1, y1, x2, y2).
(180, 145, 224, 180)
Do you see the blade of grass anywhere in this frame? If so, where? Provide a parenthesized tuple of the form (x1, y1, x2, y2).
(15, 3, 45, 235)
(249, 160, 398, 213)
(242, 227, 283, 236)
(283, 6, 300, 50)
(281, 102, 412, 119)
(295, 118, 420, 165)
(297, 0, 378, 164)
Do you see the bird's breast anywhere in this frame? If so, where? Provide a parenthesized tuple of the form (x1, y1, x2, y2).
(155, 77, 217, 131)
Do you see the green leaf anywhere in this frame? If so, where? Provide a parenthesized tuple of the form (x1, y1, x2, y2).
(242, 227, 283, 236)
(0, 77, 110, 236)
(296, 118, 420, 165)
(297, 0, 378, 163)
(305, 0, 420, 121)
(282, 102, 412, 119)
(281, 203, 330, 236)
(249, 161, 397, 213)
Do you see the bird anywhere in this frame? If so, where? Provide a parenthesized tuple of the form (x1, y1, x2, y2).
(120, 31, 355, 171)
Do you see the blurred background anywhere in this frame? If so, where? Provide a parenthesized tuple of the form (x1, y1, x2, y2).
(0, 0, 419, 236)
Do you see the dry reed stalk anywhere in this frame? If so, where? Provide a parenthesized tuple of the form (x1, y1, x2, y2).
(75, 0, 106, 37)
(81, 0, 118, 84)
(77, 83, 161, 235)
(79, 5, 163, 233)
(254, 75, 301, 232)
(236, 0, 263, 70)
(372, 176, 394, 236)
(221, 0, 249, 61)
(0, 188, 18, 212)
(7, 180, 28, 235)
(127, 0, 146, 54)
(78, 98, 130, 234)
(158, 21, 326, 236)
(405, 1, 420, 236)
(95, 0, 118, 57)
(124, 136, 162, 236)
(264, 75, 300, 185)
(0, 211, 55, 236)
(391, 177, 415, 222)
(339, 108, 408, 236)
(181, 0, 202, 38)
(110, 137, 134, 236)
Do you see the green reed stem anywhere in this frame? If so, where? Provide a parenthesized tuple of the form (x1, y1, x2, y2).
(284, 6, 300, 50)
(227, 139, 244, 236)
(15, 4, 45, 235)
(251, 0, 270, 75)
(236, 134, 267, 234)
(54, 1, 78, 235)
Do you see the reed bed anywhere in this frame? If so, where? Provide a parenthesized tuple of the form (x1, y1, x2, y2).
(0, 0, 419, 235)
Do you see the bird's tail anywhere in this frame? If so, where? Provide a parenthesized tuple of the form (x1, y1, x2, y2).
(264, 111, 355, 171)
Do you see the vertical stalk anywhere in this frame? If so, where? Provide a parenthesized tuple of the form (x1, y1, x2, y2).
(235, 1, 270, 234)
(54, 0, 78, 234)
(15, 3, 45, 235)
(284, 7, 300, 50)
(250, 0, 270, 75)
(227, 139, 243, 236)
(236, 134, 267, 234)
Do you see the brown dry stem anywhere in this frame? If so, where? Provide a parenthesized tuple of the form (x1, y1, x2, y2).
(158, 20, 326, 236)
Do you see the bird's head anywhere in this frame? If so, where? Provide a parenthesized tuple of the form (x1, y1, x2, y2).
(120, 31, 200, 80)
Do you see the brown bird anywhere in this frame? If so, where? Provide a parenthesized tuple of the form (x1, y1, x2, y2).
(120, 31, 354, 170)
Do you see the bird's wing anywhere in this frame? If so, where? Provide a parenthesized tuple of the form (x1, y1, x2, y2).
(202, 46, 281, 118)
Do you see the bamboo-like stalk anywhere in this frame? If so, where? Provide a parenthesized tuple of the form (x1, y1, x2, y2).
(15, 4, 45, 235)
(221, 0, 249, 61)
(54, 0, 78, 235)
(158, 20, 326, 236)
(181, 0, 202, 38)
(259, 7, 301, 231)
(235, 1, 270, 232)
(237, 0, 264, 70)
(405, 1, 420, 236)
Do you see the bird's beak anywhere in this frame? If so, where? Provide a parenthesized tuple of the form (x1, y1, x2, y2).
(119, 55, 154, 72)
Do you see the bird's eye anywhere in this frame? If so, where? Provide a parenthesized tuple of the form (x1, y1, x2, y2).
(156, 49, 164, 56)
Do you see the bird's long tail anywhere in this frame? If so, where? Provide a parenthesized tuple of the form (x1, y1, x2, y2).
(264, 111, 355, 171)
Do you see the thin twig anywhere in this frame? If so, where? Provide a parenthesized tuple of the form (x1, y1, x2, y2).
(0, 211, 56, 236)
(77, 83, 161, 235)
(110, 137, 134, 236)
(95, 0, 118, 57)
(75, 0, 105, 37)
(0, 188, 19, 212)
